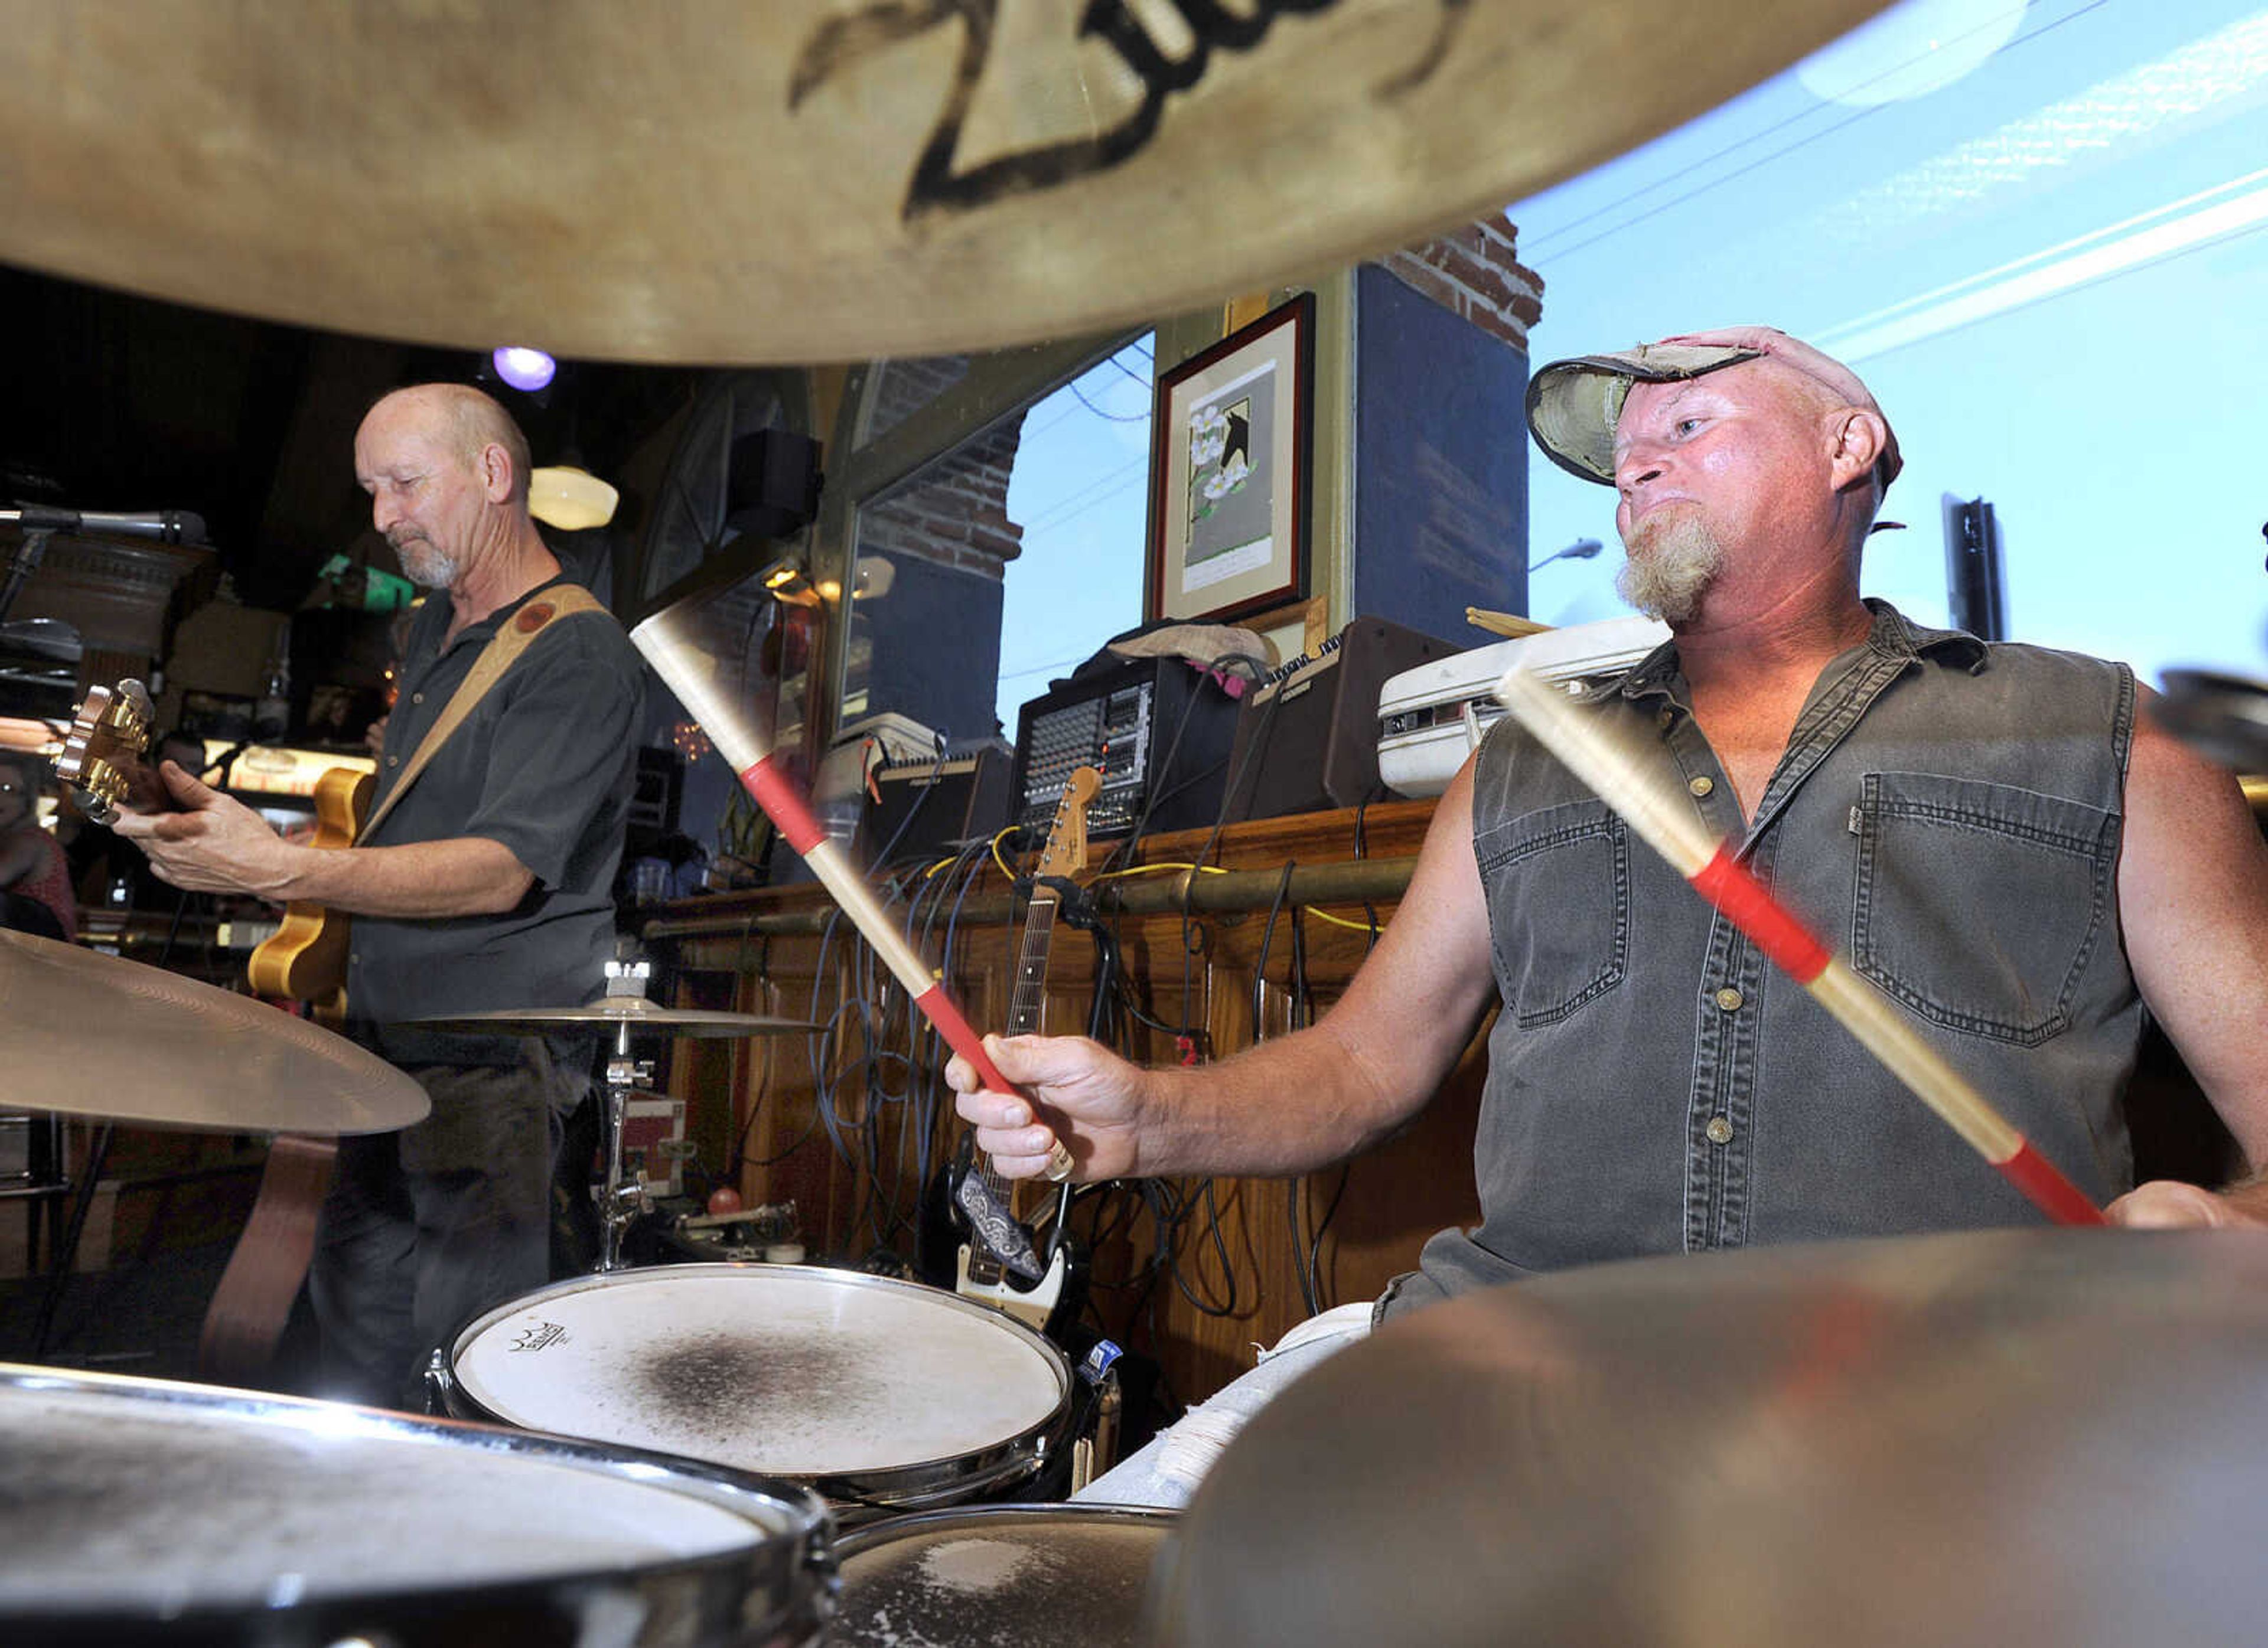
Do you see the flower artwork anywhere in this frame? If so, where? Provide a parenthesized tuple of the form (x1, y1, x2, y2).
(1179, 367, 1275, 589)
(1147, 291, 1311, 623)
(1188, 399, 1254, 525)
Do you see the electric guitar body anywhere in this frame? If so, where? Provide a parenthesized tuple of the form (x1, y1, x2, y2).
(246, 766, 373, 1027)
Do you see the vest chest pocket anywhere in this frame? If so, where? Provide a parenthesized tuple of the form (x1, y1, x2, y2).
(1850, 771, 2118, 1045)
(1477, 799, 1630, 1028)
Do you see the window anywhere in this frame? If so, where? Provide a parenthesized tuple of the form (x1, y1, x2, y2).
(843, 337, 1155, 748)
(1513, 0, 2268, 687)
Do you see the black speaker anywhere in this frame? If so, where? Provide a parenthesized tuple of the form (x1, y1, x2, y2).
(1223, 617, 1460, 821)
(726, 429, 823, 539)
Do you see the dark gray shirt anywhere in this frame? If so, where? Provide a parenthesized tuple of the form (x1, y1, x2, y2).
(346, 577, 642, 1066)
(1386, 601, 2142, 1317)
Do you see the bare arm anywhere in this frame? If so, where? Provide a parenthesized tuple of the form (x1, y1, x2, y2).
(951, 758, 1500, 1181)
(112, 760, 535, 919)
(2107, 706, 2268, 1226)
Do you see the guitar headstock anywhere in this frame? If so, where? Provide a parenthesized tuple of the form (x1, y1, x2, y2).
(1036, 765, 1101, 881)
(54, 678, 155, 825)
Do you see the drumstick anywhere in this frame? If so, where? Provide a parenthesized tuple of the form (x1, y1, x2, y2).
(631, 601, 1076, 1183)
(1493, 666, 2106, 1227)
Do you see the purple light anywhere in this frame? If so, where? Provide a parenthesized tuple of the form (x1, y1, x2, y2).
(491, 346, 557, 393)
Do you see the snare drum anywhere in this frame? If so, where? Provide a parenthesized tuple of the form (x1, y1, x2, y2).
(0, 1361, 833, 1647)
(438, 1264, 1072, 1512)
(831, 1505, 1178, 1647)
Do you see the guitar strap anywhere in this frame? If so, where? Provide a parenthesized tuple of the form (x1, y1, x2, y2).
(359, 582, 606, 842)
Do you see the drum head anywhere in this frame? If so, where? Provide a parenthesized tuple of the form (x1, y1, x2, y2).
(832, 1505, 1178, 1648)
(449, 1264, 1070, 1503)
(0, 1362, 832, 1644)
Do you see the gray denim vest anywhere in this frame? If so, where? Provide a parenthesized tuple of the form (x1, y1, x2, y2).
(1384, 601, 2141, 1318)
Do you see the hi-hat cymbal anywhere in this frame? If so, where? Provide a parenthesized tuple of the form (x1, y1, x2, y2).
(0, 929, 426, 1134)
(0, 0, 1885, 364)
(1153, 1229, 2268, 1648)
(406, 999, 816, 1038)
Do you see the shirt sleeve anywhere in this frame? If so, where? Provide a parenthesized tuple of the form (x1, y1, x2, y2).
(454, 615, 644, 889)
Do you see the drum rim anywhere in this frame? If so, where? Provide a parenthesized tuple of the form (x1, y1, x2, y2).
(832, 1500, 1181, 1561)
(440, 1262, 1076, 1510)
(0, 1360, 836, 1636)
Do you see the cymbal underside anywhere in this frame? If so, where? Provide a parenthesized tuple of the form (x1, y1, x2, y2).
(0, 929, 426, 1133)
(1155, 1230, 2268, 1648)
(0, 0, 1885, 363)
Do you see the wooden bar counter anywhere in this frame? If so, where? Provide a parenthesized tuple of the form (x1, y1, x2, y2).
(642, 798, 1486, 1407)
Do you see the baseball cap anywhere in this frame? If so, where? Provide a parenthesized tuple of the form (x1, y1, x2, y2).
(1525, 326, 1901, 495)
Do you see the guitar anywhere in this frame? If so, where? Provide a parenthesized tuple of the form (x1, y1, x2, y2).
(53, 678, 155, 824)
(245, 765, 373, 1026)
(949, 766, 1100, 1332)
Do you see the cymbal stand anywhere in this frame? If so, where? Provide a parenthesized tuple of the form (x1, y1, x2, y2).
(596, 957, 654, 1273)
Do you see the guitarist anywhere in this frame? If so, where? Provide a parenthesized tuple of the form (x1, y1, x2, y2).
(116, 384, 642, 1408)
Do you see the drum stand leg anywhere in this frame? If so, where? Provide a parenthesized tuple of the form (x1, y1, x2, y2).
(595, 1019, 653, 1273)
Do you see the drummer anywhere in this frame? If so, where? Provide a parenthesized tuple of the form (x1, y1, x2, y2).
(115, 384, 644, 1405)
(952, 326, 2268, 1324)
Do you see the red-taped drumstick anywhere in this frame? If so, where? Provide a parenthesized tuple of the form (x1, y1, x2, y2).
(632, 603, 1076, 1183)
(1493, 666, 2105, 1227)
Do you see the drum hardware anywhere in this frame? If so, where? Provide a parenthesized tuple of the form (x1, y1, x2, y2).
(1155, 1229, 2268, 1647)
(409, 957, 816, 1273)
(2, 1360, 836, 1646)
(1070, 1339, 1128, 1494)
(673, 1199, 801, 1263)
(829, 1503, 1178, 1648)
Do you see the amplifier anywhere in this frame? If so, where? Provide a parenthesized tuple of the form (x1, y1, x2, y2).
(1012, 657, 1241, 837)
(858, 743, 1014, 864)
(1221, 617, 1458, 821)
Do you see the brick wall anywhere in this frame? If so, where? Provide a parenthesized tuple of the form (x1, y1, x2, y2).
(1375, 216, 1545, 353)
(856, 413, 1029, 583)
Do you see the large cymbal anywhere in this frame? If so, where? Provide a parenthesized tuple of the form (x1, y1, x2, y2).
(0, 929, 426, 1134)
(406, 999, 815, 1038)
(1153, 1229, 2268, 1648)
(0, 0, 1884, 364)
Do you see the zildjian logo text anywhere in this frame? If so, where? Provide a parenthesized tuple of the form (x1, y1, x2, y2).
(790, 0, 1472, 219)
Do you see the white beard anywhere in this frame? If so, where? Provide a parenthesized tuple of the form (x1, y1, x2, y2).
(1617, 511, 1726, 624)
(393, 534, 461, 590)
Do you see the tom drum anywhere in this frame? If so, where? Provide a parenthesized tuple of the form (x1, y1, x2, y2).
(0, 1360, 834, 1647)
(439, 1264, 1071, 1513)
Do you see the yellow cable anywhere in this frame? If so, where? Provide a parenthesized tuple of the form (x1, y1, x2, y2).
(988, 825, 1022, 880)
(1305, 906, 1386, 934)
(1087, 860, 1231, 883)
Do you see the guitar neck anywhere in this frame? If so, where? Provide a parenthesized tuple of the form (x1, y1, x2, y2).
(977, 887, 1060, 1210)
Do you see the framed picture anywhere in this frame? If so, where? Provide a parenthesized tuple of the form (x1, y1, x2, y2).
(1146, 292, 1314, 625)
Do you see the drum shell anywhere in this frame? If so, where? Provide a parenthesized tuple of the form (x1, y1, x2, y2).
(437, 1262, 1074, 1515)
(831, 1503, 1179, 1648)
(0, 1362, 836, 1648)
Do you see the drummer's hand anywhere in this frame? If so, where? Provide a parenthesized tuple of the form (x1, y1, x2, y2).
(2106, 1177, 2268, 1229)
(946, 1033, 1148, 1182)
(110, 761, 297, 899)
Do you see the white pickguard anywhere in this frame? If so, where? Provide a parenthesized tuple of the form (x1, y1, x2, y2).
(955, 1240, 1067, 1332)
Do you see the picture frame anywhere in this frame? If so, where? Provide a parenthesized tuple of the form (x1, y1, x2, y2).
(1145, 292, 1314, 625)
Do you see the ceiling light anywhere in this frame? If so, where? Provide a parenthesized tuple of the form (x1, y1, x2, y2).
(491, 346, 558, 393)
(527, 465, 618, 530)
